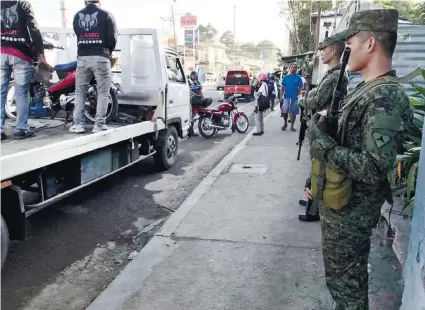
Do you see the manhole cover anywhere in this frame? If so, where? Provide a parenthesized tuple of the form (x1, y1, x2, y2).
(228, 164, 268, 174)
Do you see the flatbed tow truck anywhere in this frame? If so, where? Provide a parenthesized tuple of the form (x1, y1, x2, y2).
(0, 28, 191, 267)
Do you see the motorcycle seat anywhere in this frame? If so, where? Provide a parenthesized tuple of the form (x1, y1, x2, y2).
(54, 61, 77, 72)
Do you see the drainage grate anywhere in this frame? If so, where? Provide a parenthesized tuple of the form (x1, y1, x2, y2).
(228, 164, 268, 174)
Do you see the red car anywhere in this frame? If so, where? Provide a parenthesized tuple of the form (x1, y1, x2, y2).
(224, 70, 253, 100)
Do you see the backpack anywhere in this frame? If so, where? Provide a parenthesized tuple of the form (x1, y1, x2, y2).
(266, 80, 275, 97)
(257, 82, 270, 111)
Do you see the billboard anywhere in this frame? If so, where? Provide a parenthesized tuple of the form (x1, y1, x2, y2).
(181, 13, 197, 28)
(184, 29, 194, 47)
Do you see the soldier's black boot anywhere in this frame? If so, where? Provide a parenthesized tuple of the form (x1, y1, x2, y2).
(298, 199, 320, 222)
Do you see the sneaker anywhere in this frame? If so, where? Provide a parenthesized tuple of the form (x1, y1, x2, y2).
(92, 124, 111, 133)
(69, 124, 85, 134)
(13, 130, 35, 140)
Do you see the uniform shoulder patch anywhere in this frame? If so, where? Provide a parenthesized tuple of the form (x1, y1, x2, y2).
(372, 131, 392, 148)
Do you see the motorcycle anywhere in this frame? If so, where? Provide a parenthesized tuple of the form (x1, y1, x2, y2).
(192, 94, 249, 138)
(5, 41, 119, 124)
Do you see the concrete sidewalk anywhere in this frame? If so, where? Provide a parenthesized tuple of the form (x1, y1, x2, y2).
(86, 111, 402, 310)
(87, 110, 332, 310)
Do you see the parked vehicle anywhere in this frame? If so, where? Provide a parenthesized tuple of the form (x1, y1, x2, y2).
(0, 28, 191, 268)
(216, 75, 225, 90)
(224, 70, 252, 101)
(5, 41, 119, 124)
(194, 94, 249, 138)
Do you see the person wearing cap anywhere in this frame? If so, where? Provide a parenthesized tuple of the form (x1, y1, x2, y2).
(297, 33, 348, 223)
(308, 9, 412, 309)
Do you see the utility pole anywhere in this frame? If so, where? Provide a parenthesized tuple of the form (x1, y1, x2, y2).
(315, 3, 322, 50)
(233, 4, 236, 68)
(171, 1, 178, 50)
(60, 0, 67, 28)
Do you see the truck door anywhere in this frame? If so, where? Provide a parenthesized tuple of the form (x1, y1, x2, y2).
(165, 54, 191, 136)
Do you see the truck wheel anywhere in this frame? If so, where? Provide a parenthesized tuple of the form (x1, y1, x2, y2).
(1, 216, 9, 269)
(154, 125, 179, 170)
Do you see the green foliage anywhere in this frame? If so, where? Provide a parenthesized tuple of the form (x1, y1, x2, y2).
(279, 0, 336, 54)
(198, 24, 218, 43)
(219, 31, 234, 49)
(375, 0, 425, 24)
(390, 68, 425, 217)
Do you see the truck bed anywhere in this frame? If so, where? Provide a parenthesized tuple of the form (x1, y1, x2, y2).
(1, 118, 165, 181)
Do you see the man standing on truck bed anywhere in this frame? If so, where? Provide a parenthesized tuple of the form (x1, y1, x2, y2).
(1, 0, 50, 140)
(70, 0, 118, 134)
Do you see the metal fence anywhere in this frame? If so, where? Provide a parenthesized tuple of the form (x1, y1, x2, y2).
(348, 24, 425, 95)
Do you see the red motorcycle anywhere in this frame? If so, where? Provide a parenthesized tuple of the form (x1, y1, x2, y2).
(6, 41, 118, 124)
(192, 94, 249, 138)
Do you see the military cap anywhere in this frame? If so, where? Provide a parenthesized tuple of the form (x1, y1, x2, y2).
(337, 9, 399, 41)
(318, 33, 344, 50)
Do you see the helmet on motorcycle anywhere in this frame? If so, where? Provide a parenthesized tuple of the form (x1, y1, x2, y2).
(190, 71, 198, 80)
(257, 72, 268, 82)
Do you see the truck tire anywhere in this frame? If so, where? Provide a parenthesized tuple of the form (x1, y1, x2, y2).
(1, 216, 9, 269)
(154, 125, 179, 170)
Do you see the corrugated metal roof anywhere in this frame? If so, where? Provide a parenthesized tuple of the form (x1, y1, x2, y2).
(348, 24, 425, 96)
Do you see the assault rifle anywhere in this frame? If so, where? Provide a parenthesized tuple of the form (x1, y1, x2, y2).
(326, 47, 351, 139)
(296, 105, 311, 160)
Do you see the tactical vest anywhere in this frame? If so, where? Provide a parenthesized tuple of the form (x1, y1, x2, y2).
(1, 1, 32, 52)
(311, 75, 407, 210)
(75, 6, 108, 54)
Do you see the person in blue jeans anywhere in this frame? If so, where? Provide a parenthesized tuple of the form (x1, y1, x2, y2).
(280, 63, 303, 132)
(70, 0, 118, 134)
(1, 0, 49, 140)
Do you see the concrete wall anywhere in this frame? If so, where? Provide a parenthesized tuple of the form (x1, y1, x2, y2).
(400, 120, 425, 310)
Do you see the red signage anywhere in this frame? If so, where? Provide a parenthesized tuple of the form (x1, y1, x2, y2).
(181, 15, 197, 28)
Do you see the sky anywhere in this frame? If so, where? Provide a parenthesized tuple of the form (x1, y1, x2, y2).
(30, 0, 289, 49)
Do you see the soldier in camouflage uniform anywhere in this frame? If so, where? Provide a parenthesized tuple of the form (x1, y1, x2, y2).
(307, 9, 413, 309)
(298, 34, 349, 222)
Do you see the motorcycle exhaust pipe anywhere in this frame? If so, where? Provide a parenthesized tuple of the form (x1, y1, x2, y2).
(209, 124, 226, 130)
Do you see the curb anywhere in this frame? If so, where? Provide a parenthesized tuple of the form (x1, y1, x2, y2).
(85, 108, 278, 310)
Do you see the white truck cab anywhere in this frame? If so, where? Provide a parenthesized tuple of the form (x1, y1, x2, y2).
(0, 28, 191, 267)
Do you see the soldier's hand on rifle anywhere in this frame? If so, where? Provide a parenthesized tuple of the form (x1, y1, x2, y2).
(304, 187, 312, 200)
(309, 113, 337, 160)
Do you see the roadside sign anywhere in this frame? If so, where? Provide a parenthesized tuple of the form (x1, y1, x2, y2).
(184, 29, 194, 47)
(194, 28, 199, 46)
(181, 13, 197, 28)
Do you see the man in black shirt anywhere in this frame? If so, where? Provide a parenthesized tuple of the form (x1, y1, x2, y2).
(1, 0, 49, 139)
(70, 0, 118, 134)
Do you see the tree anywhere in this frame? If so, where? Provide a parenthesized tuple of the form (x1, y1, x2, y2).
(375, 0, 425, 24)
(198, 23, 218, 43)
(239, 42, 257, 57)
(279, 0, 335, 54)
(219, 30, 235, 49)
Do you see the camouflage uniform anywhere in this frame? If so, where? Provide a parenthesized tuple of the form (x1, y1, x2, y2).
(300, 35, 349, 113)
(308, 9, 413, 309)
(298, 34, 348, 222)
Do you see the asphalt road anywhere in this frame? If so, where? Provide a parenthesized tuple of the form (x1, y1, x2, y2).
(1, 87, 256, 310)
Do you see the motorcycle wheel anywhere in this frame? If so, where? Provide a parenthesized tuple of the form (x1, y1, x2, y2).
(198, 115, 217, 138)
(5, 82, 17, 120)
(235, 114, 249, 133)
(84, 87, 118, 124)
